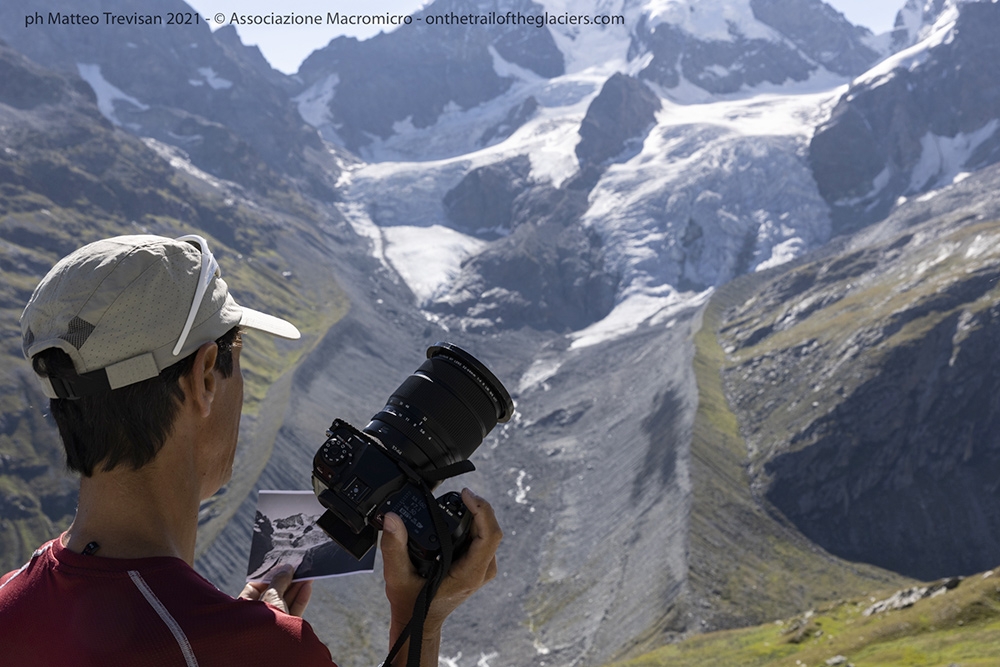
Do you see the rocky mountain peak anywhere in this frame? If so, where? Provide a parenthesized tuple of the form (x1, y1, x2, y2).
(891, 0, 960, 51)
(0, 0, 338, 198)
(295, 0, 563, 155)
(630, 0, 880, 94)
(810, 0, 1000, 234)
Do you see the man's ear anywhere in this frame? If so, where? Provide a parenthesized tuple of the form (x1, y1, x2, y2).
(183, 341, 219, 419)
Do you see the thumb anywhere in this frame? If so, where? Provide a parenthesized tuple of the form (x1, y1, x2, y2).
(260, 564, 295, 613)
(379, 513, 413, 578)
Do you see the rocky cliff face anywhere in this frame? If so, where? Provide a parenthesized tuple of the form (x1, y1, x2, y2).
(429, 183, 618, 331)
(575, 73, 661, 171)
(424, 74, 660, 332)
(295, 0, 563, 155)
(719, 162, 1000, 581)
(631, 0, 879, 94)
(749, 0, 882, 74)
(810, 1, 1000, 234)
(0, 0, 340, 199)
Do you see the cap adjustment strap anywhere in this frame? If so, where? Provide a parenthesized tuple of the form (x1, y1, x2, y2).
(42, 368, 113, 400)
(105, 353, 159, 389)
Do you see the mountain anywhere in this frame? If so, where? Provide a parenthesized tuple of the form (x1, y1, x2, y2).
(810, 0, 1000, 233)
(4, 0, 1000, 666)
(0, 0, 343, 200)
(296, 0, 564, 154)
(718, 161, 1000, 581)
(631, 0, 880, 93)
(293, 0, 882, 160)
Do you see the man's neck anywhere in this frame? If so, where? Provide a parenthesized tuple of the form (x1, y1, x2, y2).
(63, 453, 201, 564)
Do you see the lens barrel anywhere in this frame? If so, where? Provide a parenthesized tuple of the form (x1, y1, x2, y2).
(364, 343, 513, 473)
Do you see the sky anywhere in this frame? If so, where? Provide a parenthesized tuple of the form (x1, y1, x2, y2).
(185, 0, 906, 75)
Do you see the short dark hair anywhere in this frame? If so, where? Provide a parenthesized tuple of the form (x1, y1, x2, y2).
(32, 326, 241, 476)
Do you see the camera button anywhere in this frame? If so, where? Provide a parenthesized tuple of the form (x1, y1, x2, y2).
(344, 478, 370, 502)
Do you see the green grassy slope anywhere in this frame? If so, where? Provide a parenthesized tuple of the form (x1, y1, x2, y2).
(684, 276, 908, 636)
(613, 567, 1000, 667)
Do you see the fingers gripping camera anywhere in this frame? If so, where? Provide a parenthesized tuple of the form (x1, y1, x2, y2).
(312, 343, 513, 577)
(313, 420, 474, 576)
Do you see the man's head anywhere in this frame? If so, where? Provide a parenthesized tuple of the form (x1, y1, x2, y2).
(21, 234, 300, 477)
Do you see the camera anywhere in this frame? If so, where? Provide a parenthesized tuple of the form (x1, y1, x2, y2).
(312, 343, 514, 576)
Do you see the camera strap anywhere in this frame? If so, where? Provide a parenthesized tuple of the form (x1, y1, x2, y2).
(382, 459, 474, 667)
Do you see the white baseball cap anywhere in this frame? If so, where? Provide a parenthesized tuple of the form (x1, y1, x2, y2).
(21, 234, 300, 399)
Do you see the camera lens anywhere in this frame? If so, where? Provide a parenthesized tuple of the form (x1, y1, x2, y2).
(364, 343, 514, 473)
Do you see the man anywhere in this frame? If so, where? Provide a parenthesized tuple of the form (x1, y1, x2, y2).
(0, 234, 502, 666)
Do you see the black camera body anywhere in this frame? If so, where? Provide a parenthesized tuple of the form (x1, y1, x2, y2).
(312, 343, 513, 577)
(313, 420, 473, 576)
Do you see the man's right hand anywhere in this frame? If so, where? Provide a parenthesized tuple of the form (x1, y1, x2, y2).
(380, 488, 502, 666)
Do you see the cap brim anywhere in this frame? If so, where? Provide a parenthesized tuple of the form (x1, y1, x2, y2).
(239, 307, 301, 340)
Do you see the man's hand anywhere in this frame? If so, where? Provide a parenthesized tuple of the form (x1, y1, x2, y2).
(239, 564, 313, 617)
(380, 488, 502, 666)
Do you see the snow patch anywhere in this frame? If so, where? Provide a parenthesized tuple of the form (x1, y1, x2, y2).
(476, 652, 500, 667)
(141, 137, 224, 189)
(834, 166, 891, 207)
(656, 85, 845, 137)
(570, 288, 710, 350)
(76, 63, 148, 125)
(915, 242, 959, 276)
(854, 3, 960, 89)
(196, 67, 233, 90)
(294, 73, 339, 129)
(518, 358, 563, 393)
(908, 120, 999, 193)
(510, 470, 531, 505)
(893, 0, 971, 50)
(756, 236, 805, 272)
(488, 45, 544, 82)
(533, 0, 634, 73)
(643, 0, 778, 42)
(703, 64, 731, 78)
(965, 233, 1000, 260)
(381, 225, 488, 304)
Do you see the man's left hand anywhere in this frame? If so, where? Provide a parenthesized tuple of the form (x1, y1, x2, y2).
(239, 564, 313, 617)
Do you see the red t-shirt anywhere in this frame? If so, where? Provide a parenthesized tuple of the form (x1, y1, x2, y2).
(0, 537, 335, 666)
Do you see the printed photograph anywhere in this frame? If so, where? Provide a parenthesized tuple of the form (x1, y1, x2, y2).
(246, 490, 376, 582)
